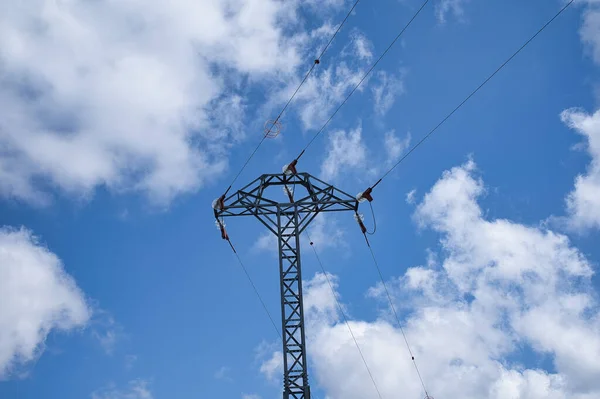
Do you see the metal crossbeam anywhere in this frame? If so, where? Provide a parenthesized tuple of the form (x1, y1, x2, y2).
(215, 172, 358, 399)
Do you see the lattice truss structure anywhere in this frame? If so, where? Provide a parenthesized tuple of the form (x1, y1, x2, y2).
(214, 172, 359, 399)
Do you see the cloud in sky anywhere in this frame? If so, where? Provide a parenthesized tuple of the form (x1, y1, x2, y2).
(0, 227, 90, 378)
(91, 379, 153, 399)
(580, 0, 600, 65)
(0, 0, 316, 205)
(384, 130, 411, 167)
(321, 125, 367, 181)
(372, 70, 406, 117)
(435, 0, 469, 24)
(262, 160, 600, 399)
(560, 108, 600, 231)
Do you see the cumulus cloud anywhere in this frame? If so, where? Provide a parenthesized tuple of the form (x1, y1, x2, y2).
(321, 125, 366, 180)
(0, 0, 316, 205)
(0, 227, 90, 378)
(91, 379, 153, 399)
(561, 108, 600, 231)
(262, 160, 600, 399)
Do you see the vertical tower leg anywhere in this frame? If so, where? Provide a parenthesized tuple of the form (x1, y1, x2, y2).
(277, 207, 310, 399)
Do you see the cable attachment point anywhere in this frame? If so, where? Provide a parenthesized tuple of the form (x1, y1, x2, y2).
(354, 212, 367, 234)
(356, 187, 374, 203)
(314, 59, 320, 64)
(212, 195, 226, 211)
(283, 159, 298, 175)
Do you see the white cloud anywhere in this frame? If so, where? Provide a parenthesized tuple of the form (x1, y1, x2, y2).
(91, 311, 124, 355)
(285, 61, 366, 131)
(124, 355, 138, 371)
(91, 379, 153, 399)
(0, 226, 90, 378)
(406, 189, 417, 205)
(560, 108, 600, 231)
(435, 0, 469, 23)
(242, 394, 262, 399)
(580, 1, 600, 65)
(384, 130, 411, 166)
(351, 33, 373, 61)
(0, 0, 314, 205)
(214, 365, 232, 381)
(321, 125, 366, 181)
(252, 232, 278, 254)
(262, 160, 600, 399)
(306, 214, 346, 251)
(260, 350, 283, 382)
(372, 70, 405, 116)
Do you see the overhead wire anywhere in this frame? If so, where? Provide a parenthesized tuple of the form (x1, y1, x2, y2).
(353, 7, 577, 394)
(363, 237, 430, 398)
(229, 239, 282, 339)
(294, 0, 431, 162)
(369, 0, 575, 190)
(229, 239, 323, 399)
(223, 0, 363, 196)
(305, 233, 384, 399)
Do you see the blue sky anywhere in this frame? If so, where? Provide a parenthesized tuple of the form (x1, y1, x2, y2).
(1, 0, 600, 398)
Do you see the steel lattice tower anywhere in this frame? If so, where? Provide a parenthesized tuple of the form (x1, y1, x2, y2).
(214, 171, 359, 399)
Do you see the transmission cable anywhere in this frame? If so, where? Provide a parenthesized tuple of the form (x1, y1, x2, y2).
(306, 233, 384, 399)
(294, 0, 431, 162)
(229, 239, 282, 339)
(369, 0, 575, 190)
(223, 0, 363, 197)
(363, 237, 431, 398)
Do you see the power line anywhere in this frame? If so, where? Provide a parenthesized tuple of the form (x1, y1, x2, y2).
(306, 233, 384, 399)
(363, 238, 431, 398)
(230, 241, 324, 399)
(223, 0, 363, 196)
(230, 240, 282, 339)
(295, 0, 431, 162)
(371, 0, 575, 190)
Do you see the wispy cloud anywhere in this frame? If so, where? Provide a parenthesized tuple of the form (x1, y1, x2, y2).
(372, 70, 406, 116)
(214, 366, 233, 382)
(580, 1, 600, 65)
(91, 379, 153, 399)
(384, 130, 411, 167)
(91, 310, 125, 356)
(435, 0, 469, 24)
(321, 125, 367, 181)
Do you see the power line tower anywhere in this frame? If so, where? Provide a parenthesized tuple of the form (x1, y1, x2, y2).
(214, 169, 360, 399)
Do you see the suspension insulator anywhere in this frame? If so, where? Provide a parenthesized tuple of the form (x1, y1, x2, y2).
(353, 213, 367, 234)
(215, 219, 229, 241)
(283, 185, 294, 202)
